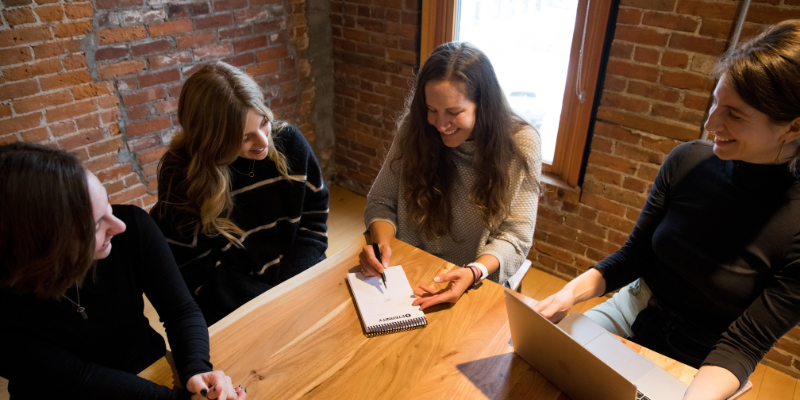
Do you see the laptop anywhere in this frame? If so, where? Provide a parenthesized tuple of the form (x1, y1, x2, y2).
(504, 291, 688, 400)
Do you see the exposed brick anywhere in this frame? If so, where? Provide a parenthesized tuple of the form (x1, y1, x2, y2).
(652, 103, 704, 125)
(98, 60, 146, 79)
(167, 2, 210, 18)
(20, 127, 49, 142)
(597, 107, 701, 141)
(604, 75, 627, 92)
(137, 145, 168, 165)
(610, 42, 633, 59)
(131, 39, 173, 57)
(0, 48, 34, 69)
(176, 30, 216, 49)
(63, 54, 87, 70)
(675, 0, 737, 20)
(256, 45, 289, 62)
(0, 104, 11, 118)
(97, 25, 147, 45)
(684, 93, 710, 111)
(698, 18, 731, 40)
(0, 27, 53, 47)
(620, 0, 675, 11)
(196, 14, 231, 30)
(95, 45, 129, 61)
(598, 212, 637, 232)
(633, 47, 659, 65)
(46, 99, 97, 123)
(121, 87, 166, 107)
(4, 8, 37, 26)
(96, 0, 142, 9)
(120, 9, 166, 25)
(33, 39, 81, 59)
(223, 52, 254, 67)
(75, 113, 101, 130)
(220, 26, 253, 40)
(34, 5, 64, 22)
(128, 133, 160, 152)
(154, 98, 178, 115)
(13, 90, 73, 114)
(668, 33, 726, 56)
(40, 69, 92, 91)
(214, 0, 248, 11)
(247, 60, 279, 76)
(64, 3, 94, 19)
(149, 19, 193, 37)
(4, 58, 61, 81)
(616, 142, 663, 165)
(255, 19, 284, 34)
(149, 51, 192, 70)
(193, 43, 233, 61)
(661, 70, 714, 92)
(627, 81, 680, 103)
(87, 137, 123, 157)
(585, 165, 623, 186)
(747, 4, 800, 25)
(0, 113, 42, 136)
(661, 51, 688, 69)
(139, 69, 181, 87)
(606, 60, 659, 82)
(642, 11, 698, 32)
(127, 104, 150, 120)
(126, 116, 170, 136)
(73, 82, 113, 100)
(234, 36, 268, 52)
(601, 92, 650, 114)
(614, 25, 669, 47)
(642, 136, 680, 154)
(49, 120, 76, 137)
(638, 164, 660, 181)
(617, 7, 642, 25)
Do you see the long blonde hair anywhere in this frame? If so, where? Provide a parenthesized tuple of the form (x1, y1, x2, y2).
(153, 62, 288, 246)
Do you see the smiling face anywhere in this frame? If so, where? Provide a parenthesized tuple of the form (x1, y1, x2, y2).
(86, 171, 126, 260)
(239, 108, 271, 160)
(705, 74, 800, 164)
(424, 80, 477, 148)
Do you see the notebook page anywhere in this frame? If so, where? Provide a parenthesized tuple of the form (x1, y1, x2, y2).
(347, 266, 426, 334)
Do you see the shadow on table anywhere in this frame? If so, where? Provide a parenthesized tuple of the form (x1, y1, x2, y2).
(456, 353, 564, 399)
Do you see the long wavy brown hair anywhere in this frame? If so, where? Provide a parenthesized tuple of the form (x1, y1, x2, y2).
(153, 62, 288, 246)
(393, 42, 534, 239)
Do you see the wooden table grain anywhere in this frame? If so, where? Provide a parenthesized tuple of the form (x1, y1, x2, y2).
(140, 236, 698, 399)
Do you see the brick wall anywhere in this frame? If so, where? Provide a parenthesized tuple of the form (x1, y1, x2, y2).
(1, 0, 318, 209)
(529, 0, 800, 379)
(330, 0, 419, 193)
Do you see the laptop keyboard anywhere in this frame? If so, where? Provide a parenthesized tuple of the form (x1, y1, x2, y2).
(637, 391, 651, 400)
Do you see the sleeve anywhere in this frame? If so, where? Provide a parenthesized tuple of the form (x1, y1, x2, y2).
(363, 137, 402, 234)
(0, 330, 186, 400)
(703, 235, 800, 388)
(134, 207, 213, 387)
(593, 142, 691, 294)
(277, 126, 329, 277)
(478, 126, 542, 284)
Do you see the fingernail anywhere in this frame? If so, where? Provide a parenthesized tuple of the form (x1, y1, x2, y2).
(245, 388, 247, 393)
(433, 276, 441, 282)
(201, 388, 208, 396)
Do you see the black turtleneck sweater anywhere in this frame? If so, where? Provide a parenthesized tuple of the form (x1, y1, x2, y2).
(0, 205, 211, 399)
(595, 140, 800, 387)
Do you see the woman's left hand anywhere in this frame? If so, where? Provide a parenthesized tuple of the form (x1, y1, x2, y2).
(412, 268, 474, 310)
(186, 371, 246, 400)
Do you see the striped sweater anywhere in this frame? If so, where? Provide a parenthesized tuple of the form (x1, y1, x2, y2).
(153, 125, 329, 325)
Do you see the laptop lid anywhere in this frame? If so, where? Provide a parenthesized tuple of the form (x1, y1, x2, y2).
(505, 291, 638, 400)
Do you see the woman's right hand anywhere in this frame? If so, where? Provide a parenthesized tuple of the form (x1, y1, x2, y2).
(358, 243, 392, 278)
(533, 288, 577, 324)
(186, 371, 246, 400)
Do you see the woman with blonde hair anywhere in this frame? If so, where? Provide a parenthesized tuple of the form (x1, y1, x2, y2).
(360, 42, 542, 309)
(152, 62, 328, 326)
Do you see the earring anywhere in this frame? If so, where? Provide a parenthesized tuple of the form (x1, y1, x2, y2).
(776, 141, 785, 162)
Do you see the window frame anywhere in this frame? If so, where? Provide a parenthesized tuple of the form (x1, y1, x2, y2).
(420, 0, 615, 187)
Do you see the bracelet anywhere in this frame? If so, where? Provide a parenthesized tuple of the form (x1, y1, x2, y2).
(462, 264, 477, 286)
(468, 262, 489, 282)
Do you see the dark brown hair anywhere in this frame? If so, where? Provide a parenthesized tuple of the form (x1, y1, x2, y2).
(392, 42, 534, 239)
(0, 143, 95, 299)
(716, 19, 800, 176)
(153, 62, 288, 245)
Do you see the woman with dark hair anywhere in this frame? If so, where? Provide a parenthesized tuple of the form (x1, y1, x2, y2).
(535, 20, 800, 399)
(152, 61, 329, 326)
(359, 42, 542, 309)
(0, 143, 245, 400)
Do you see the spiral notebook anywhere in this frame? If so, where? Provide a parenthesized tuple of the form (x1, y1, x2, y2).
(346, 265, 427, 337)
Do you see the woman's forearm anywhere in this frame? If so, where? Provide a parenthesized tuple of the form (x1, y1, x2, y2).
(368, 221, 396, 246)
(564, 268, 607, 304)
(683, 365, 739, 400)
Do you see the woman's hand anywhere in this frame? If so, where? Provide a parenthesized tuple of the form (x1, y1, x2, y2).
(533, 288, 576, 323)
(358, 243, 391, 278)
(412, 268, 474, 310)
(186, 371, 246, 400)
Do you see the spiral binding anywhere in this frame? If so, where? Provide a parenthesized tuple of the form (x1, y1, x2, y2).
(366, 316, 427, 338)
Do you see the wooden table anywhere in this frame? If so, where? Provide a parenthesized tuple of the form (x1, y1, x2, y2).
(140, 236, 697, 399)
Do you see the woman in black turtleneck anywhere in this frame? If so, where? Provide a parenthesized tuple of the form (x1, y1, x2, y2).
(534, 20, 800, 400)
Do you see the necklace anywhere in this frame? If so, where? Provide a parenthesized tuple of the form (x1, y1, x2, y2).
(230, 159, 256, 178)
(63, 287, 88, 320)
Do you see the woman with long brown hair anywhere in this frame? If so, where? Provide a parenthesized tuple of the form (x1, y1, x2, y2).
(0, 143, 245, 400)
(535, 20, 800, 399)
(359, 42, 542, 309)
(152, 62, 329, 326)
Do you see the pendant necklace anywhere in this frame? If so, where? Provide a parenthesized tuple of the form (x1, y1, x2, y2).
(63, 287, 88, 320)
(230, 159, 256, 178)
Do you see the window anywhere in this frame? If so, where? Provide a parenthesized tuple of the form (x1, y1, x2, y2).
(420, 0, 615, 187)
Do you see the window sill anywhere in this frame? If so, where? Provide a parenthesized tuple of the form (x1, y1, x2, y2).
(541, 172, 581, 205)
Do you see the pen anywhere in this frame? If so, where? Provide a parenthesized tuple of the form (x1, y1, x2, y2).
(372, 243, 388, 288)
